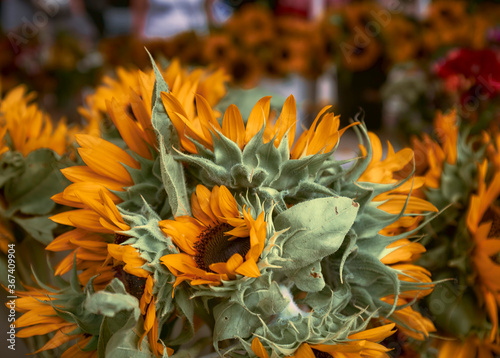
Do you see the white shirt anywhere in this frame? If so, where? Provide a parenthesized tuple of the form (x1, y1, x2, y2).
(143, 0, 208, 38)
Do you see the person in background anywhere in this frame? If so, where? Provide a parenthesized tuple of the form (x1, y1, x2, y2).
(131, 0, 210, 39)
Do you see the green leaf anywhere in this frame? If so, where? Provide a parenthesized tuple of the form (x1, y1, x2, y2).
(11, 215, 58, 245)
(4, 149, 69, 216)
(213, 302, 260, 342)
(274, 197, 358, 273)
(85, 290, 140, 318)
(290, 261, 325, 292)
(168, 285, 195, 345)
(102, 316, 152, 358)
(0, 151, 25, 188)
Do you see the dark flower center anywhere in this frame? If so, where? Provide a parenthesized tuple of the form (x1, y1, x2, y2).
(112, 234, 146, 299)
(194, 223, 251, 273)
(482, 205, 500, 238)
(312, 349, 333, 358)
(114, 233, 129, 244)
(113, 266, 146, 300)
(215, 45, 226, 59)
(280, 48, 291, 60)
(231, 59, 250, 82)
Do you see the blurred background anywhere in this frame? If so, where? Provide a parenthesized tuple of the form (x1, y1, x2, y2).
(1, 0, 499, 143)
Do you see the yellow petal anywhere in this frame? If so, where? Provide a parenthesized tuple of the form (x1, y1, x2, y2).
(222, 105, 245, 149)
(251, 337, 270, 358)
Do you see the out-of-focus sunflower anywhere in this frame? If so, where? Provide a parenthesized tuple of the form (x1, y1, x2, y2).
(359, 132, 437, 221)
(467, 160, 500, 343)
(0, 85, 75, 157)
(203, 33, 238, 65)
(358, 132, 437, 339)
(224, 52, 262, 88)
(252, 324, 396, 358)
(407, 110, 458, 189)
(405, 111, 500, 356)
(160, 184, 267, 288)
(340, 37, 383, 72)
(0, 125, 7, 157)
(225, 4, 275, 49)
(436, 335, 500, 358)
(336, 2, 384, 72)
(14, 287, 97, 358)
(422, 0, 470, 52)
(162, 31, 204, 65)
(384, 16, 420, 64)
(270, 38, 310, 77)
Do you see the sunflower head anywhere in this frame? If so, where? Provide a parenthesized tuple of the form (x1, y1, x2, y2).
(160, 185, 267, 289)
(1, 85, 76, 157)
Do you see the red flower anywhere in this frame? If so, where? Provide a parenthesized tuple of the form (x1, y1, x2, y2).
(435, 48, 500, 104)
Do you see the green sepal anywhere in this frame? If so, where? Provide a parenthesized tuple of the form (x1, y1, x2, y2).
(86, 279, 144, 358)
(157, 138, 190, 217)
(339, 251, 401, 316)
(426, 279, 485, 338)
(84, 279, 141, 318)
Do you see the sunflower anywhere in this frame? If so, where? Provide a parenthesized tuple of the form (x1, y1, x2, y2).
(251, 323, 396, 358)
(48, 189, 131, 287)
(80, 59, 228, 140)
(224, 52, 262, 88)
(358, 132, 438, 219)
(467, 161, 500, 342)
(358, 132, 437, 338)
(162, 92, 293, 153)
(337, 2, 384, 72)
(203, 33, 237, 65)
(384, 16, 420, 64)
(269, 38, 310, 77)
(163, 31, 204, 65)
(53, 134, 141, 208)
(0, 85, 74, 157)
(436, 335, 500, 358)
(49, 189, 171, 356)
(160, 184, 267, 289)
(106, 249, 173, 357)
(290, 106, 357, 159)
(422, 0, 470, 52)
(225, 4, 275, 49)
(14, 287, 97, 357)
(340, 37, 383, 72)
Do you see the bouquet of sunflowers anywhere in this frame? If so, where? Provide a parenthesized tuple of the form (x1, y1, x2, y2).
(402, 111, 500, 357)
(1, 54, 444, 357)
